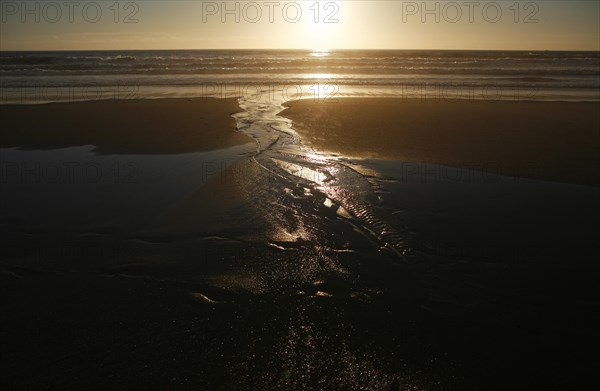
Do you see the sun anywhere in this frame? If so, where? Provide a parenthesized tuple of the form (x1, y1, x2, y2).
(303, 3, 342, 50)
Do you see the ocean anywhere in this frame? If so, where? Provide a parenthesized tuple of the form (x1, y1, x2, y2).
(1, 49, 599, 103)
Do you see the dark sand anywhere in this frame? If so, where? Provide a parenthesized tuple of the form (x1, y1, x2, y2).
(282, 99, 600, 186)
(2, 97, 599, 390)
(0, 98, 251, 154)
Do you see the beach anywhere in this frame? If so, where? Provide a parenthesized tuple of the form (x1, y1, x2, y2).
(1, 97, 257, 241)
(282, 98, 600, 186)
(2, 50, 600, 390)
(1, 98, 250, 154)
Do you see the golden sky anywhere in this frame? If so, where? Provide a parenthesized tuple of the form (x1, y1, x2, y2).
(1, 1, 599, 51)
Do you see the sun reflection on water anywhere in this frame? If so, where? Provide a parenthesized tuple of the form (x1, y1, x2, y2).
(309, 49, 331, 57)
(302, 73, 336, 80)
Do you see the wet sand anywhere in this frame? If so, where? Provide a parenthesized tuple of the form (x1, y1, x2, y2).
(2, 96, 599, 390)
(1, 98, 251, 154)
(282, 99, 600, 186)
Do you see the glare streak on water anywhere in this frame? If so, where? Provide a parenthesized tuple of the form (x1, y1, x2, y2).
(230, 86, 411, 258)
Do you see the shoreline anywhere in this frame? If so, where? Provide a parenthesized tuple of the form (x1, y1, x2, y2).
(2, 84, 599, 107)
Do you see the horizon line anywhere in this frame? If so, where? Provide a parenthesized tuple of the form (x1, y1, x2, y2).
(2, 48, 599, 52)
